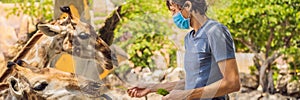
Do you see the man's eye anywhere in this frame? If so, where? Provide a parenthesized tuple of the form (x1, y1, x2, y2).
(78, 32, 90, 39)
(33, 81, 48, 91)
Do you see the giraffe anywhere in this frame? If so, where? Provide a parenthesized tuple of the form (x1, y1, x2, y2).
(0, 60, 110, 100)
(38, 6, 118, 80)
(0, 6, 118, 82)
(0, 6, 118, 99)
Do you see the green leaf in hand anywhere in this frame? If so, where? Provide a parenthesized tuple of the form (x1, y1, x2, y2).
(157, 88, 169, 96)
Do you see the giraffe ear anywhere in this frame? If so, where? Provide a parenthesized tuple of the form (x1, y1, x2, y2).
(38, 24, 61, 36)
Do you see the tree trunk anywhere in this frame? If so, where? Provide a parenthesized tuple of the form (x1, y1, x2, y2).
(259, 63, 268, 92)
(260, 62, 276, 93)
(267, 68, 275, 94)
(98, 5, 123, 45)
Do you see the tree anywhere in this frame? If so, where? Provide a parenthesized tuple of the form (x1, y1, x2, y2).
(216, 0, 300, 93)
(113, 0, 177, 69)
(6, 0, 53, 22)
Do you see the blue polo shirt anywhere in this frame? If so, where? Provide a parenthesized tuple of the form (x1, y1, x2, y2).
(184, 19, 235, 99)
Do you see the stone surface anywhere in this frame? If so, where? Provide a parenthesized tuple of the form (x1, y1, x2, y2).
(0, 24, 19, 58)
(110, 44, 129, 64)
(0, 3, 38, 58)
(164, 67, 185, 82)
(0, 3, 22, 28)
(276, 74, 292, 94)
(18, 15, 37, 43)
(287, 80, 300, 98)
(260, 93, 291, 100)
(122, 68, 139, 84)
(139, 68, 160, 83)
(275, 56, 289, 74)
(0, 52, 6, 80)
(105, 74, 124, 89)
(152, 53, 168, 70)
(240, 73, 259, 92)
(229, 91, 296, 100)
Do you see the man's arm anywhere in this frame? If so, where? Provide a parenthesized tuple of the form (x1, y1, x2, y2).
(128, 80, 185, 97)
(149, 80, 185, 92)
(188, 58, 240, 99)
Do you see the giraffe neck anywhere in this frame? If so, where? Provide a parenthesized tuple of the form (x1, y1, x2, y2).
(0, 32, 44, 83)
(12, 32, 44, 62)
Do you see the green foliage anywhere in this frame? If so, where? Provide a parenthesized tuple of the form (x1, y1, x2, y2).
(127, 34, 176, 69)
(287, 47, 300, 81)
(290, 75, 299, 82)
(206, 0, 232, 19)
(216, 0, 300, 68)
(271, 65, 279, 85)
(249, 65, 258, 75)
(157, 88, 169, 96)
(216, 0, 300, 91)
(114, 64, 131, 74)
(0, 0, 23, 3)
(216, 0, 300, 53)
(6, 0, 53, 21)
(115, 0, 177, 69)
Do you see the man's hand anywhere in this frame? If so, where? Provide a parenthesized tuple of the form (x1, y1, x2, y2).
(127, 83, 155, 98)
(127, 87, 151, 98)
(162, 90, 194, 100)
(127, 80, 185, 98)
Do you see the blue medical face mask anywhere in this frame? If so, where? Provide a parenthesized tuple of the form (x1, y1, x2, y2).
(173, 11, 190, 29)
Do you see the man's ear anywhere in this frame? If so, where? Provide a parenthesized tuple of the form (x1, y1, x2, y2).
(184, 1, 192, 12)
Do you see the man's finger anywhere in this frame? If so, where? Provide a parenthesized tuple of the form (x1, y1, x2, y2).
(130, 89, 136, 97)
(127, 89, 133, 96)
(127, 87, 135, 93)
(128, 89, 133, 97)
(127, 89, 130, 94)
(128, 87, 137, 90)
(133, 89, 138, 97)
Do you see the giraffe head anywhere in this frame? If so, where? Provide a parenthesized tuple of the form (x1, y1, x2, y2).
(37, 6, 117, 70)
(7, 60, 109, 99)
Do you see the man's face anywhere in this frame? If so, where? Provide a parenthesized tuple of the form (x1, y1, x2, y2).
(168, 2, 189, 19)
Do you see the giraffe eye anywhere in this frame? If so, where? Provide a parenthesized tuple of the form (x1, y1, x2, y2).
(78, 32, 89, 39)
(33, 81, 48, 91)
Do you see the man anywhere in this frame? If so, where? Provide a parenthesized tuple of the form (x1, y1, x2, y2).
(127, 0, 240, 99)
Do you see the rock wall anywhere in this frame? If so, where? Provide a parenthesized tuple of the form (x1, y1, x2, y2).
(0, 3, 35, 58)
(0, 3, 37, 77)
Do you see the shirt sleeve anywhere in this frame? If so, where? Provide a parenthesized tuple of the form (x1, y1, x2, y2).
(207, 24, 236, 62)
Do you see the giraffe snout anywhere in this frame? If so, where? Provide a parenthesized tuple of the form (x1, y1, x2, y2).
(8, 76, 24, 98)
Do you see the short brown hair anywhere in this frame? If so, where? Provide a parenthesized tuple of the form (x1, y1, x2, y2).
(166, 0, 207, 15)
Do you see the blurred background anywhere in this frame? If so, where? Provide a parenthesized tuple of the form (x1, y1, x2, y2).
(0, 0, 299, 99)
